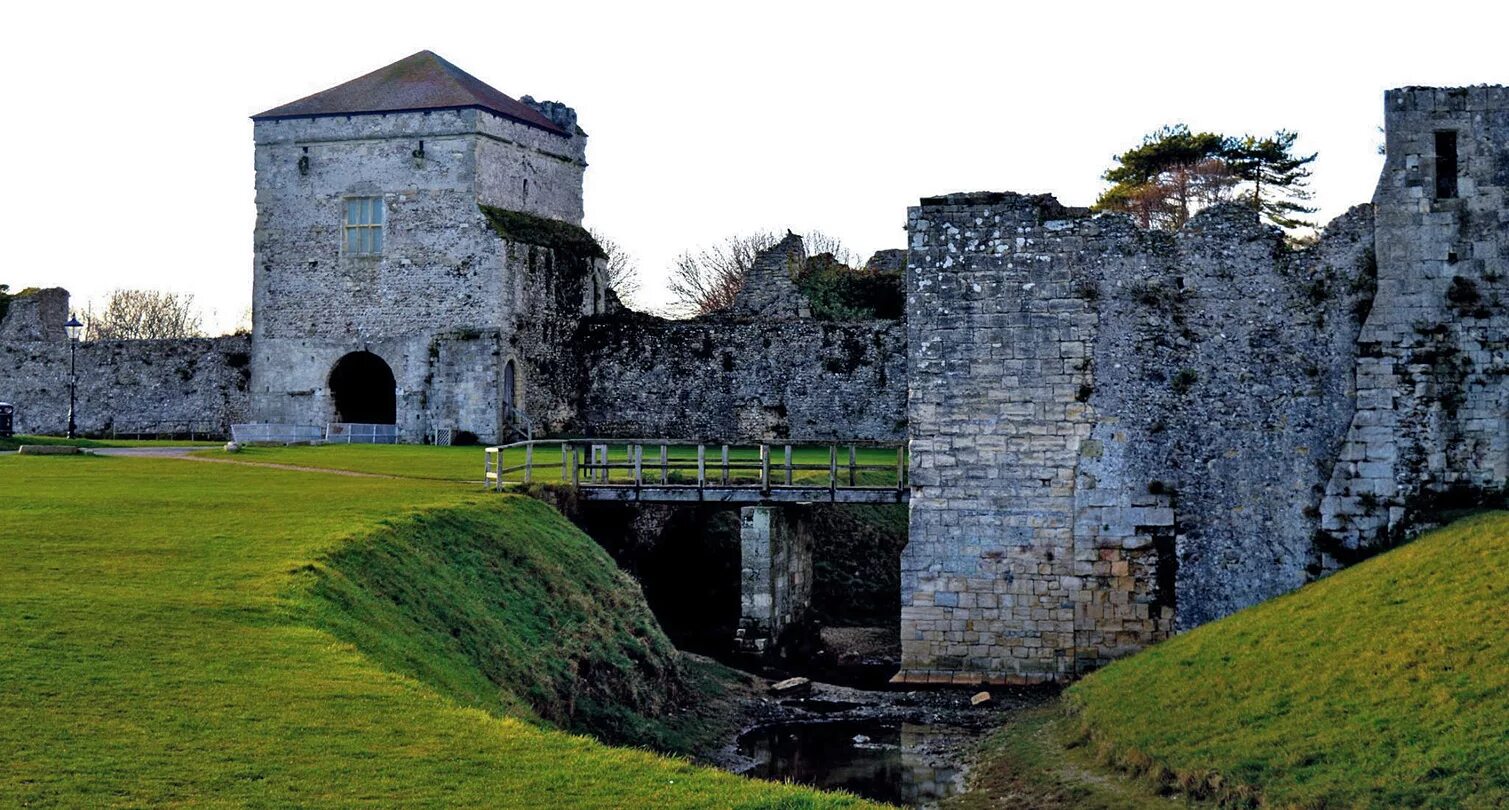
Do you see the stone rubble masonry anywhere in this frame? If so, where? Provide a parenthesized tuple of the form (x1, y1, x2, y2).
(1320, 86, 1509, 551)
(731, 232, 811, 319)
(574, 234, 906, 442)
(0, 288, 69, 343)
(900, 84, 1507, 683)
(736, 505, 814, 653)
(250, 104, 604, 441)
(0, 289, 250, 436)
(575, 314, 905, 442)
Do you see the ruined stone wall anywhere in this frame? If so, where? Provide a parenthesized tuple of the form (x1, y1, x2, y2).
(0, 290, 250, 436)
(901, 191, 1376, 683)
(575, 313, 905, 442)
(730, 232, 809, 319)
(0, 288, 69, 343)
(507, 238, 610, 435)
(574, 235, 906, 442)
(1322, 86, 1509, 550)
(904, 193, 1122, 683)
(1077, 204, 1374, 643)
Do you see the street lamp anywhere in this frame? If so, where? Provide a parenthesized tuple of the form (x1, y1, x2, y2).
(64, 316, 82, 439)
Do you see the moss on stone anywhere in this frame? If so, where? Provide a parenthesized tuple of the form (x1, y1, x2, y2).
(480, 205, 605, 261)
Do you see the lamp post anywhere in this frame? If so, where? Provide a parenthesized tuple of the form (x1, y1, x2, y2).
(64, 316, 82, 439)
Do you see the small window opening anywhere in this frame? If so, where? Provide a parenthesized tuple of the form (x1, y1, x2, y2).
(522, 177, 529, 205)
(1435, 131, 1458, 200)
(343, 196, 384, 256)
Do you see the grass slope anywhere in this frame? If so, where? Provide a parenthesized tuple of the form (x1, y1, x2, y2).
(0, 453, 872, 808)
(1068, 511, 1509, 808)
(302, 498, 739, 753)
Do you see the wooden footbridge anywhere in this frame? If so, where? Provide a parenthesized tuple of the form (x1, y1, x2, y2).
(485, 440, 908, 504)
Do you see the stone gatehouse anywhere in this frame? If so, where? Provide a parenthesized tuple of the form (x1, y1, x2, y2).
(248, 51, 608, 443)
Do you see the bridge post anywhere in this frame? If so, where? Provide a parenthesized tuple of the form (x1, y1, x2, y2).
(735, 505, 813, 655)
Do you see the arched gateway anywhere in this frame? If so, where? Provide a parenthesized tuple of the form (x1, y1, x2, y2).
(328, 351, 396, 424)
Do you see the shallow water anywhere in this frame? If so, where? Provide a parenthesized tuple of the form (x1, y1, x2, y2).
(737, 718, 968, 807)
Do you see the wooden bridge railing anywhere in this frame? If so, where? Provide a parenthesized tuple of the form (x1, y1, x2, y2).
(484, 440, 908, 504)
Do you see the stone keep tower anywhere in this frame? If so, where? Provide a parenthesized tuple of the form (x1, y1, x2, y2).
(250, 51, 605, 441)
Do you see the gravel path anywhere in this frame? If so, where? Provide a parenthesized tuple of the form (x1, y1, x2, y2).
(88, 447, 400, 478)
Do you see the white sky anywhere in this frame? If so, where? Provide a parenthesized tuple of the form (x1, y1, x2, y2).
(2, 1, 1505, 329)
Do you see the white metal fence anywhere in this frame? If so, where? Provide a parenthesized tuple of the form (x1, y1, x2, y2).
(230, 423, 324, 444)
(325, 423, 400, 444)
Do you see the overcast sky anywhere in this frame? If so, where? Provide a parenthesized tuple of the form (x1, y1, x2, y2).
(2, 1, 1504, 329)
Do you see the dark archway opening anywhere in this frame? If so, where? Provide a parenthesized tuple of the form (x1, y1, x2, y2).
(573, 502, 905, 686)
(329, 351, 396, 424)
(577, 505, 743, 657)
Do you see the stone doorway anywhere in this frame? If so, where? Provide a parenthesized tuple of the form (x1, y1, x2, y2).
(328, 351, 396, 424)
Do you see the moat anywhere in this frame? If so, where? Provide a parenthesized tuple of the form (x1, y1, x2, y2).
(707, 678, 1048, 807)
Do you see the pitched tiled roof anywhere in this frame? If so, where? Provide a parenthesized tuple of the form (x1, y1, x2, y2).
(252, 50, 566, 135)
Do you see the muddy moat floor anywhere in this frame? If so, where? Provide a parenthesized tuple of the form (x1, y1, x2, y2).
(708, 675, 1057, 807)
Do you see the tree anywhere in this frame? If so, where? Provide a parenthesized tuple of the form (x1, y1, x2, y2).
(1096, 125, 1233, 229)
(1224, 130, 1318, 230)
(1095, 124, 1318, 232)
(85, 289, 205, 340)
(803, 231, 861, 267)
(666, 231, 779, 317)
(666, 230, 859, 317)
(588, 229, 642, 308)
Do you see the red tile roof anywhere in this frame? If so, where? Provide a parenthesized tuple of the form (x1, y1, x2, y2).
(252, 50, 567, 136)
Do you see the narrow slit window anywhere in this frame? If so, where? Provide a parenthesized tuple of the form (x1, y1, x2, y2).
(1435, 131, 1458, 200)
(343, 197, 384, 255)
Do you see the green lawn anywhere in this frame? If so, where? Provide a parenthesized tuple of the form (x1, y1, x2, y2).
(0, 453, 874, 808)
(208, 443, 487, 482)
(1067, 511, 1509, 808)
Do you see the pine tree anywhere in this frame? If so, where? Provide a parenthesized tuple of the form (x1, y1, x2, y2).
(1222, 130, 1318, 230)
(1094, 125, 1232, 229)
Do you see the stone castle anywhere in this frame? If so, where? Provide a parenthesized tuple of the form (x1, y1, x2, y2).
(1, 52, 1504, 682)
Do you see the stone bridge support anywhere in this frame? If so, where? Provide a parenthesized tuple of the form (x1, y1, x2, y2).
(735, 506, 813, 654)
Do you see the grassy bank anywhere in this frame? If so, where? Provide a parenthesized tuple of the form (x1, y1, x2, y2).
(302, 496, 744, 752)
(1067, 512, 1509, 808)
(0, 452, 874, 807)
(947, 704, 1198, 809)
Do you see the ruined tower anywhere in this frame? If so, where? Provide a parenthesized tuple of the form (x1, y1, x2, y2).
(1322, 86, 1509, 548)
(250, 51, 604, 441)
(899, 85, 1508, 684)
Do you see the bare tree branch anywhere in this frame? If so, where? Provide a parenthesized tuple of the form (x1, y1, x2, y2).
(85, 290, 205, 340)
(588, 229, 642, 308)
(666, 231, 778, 317)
